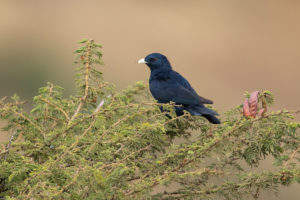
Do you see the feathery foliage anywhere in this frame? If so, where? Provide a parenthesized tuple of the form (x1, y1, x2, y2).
(0, 40, 299, 200)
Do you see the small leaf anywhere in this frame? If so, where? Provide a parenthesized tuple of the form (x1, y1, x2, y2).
(78, 38, 89, 43)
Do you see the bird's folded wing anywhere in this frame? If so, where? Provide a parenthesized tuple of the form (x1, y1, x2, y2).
(168, 85, 213, 105)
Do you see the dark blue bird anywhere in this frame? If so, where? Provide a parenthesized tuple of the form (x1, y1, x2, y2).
(138, 53, 220, 124)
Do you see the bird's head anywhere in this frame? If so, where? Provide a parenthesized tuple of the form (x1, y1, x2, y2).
(138, 53, 171, 71)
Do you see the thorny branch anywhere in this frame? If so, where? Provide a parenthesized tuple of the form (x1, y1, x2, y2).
(68, 41, 92, 126)
(284, 146, 300, 167)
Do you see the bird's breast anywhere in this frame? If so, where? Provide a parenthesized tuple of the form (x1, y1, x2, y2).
(149, 79, 175, 103)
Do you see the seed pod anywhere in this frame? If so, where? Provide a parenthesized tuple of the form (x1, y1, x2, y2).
(249, 91, 259, 118)
(243, 99, 251, 117)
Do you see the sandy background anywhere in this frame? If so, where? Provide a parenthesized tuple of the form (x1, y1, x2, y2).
(0, 1, 299, 199)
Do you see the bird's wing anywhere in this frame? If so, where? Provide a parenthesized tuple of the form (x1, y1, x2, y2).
(168, 84, 213, 105)
(149, 70, 213, 105)
(170, 71, 213, 105)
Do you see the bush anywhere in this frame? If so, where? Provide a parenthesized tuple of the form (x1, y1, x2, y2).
(0, 39, 299, 200)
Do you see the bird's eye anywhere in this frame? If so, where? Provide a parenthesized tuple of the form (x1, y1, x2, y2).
(149, 58, 157, 62)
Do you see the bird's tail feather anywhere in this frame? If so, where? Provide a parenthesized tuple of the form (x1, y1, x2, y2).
(187, 105, 220, 124)
(187, 105, 218, 116)
(202, 114, 221, 124)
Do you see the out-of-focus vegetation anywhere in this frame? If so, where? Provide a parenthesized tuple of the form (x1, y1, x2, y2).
(0, 40, 299, 200)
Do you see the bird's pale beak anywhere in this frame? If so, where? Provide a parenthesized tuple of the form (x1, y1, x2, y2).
(138, 58, 147, 64)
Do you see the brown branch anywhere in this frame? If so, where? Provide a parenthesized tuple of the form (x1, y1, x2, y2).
(87, 108, 156, 154)
(11, 108, 43, 133)
(53, 167, 81, 196)
(283, 146, 300, 167)
(68, 41, 92, 126)
(39, 97, 70, 120)
(163, 113, 190, 125)
(0, 96, 7, 105)
(100, 144, 152, 172)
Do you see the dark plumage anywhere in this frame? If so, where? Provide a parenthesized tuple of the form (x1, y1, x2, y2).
(138, 53, 220, 124)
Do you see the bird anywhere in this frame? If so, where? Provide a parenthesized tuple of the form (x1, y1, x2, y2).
(138, 53, 220, 124)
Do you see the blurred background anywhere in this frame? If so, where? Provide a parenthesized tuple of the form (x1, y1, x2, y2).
(0, 1, 299, 199)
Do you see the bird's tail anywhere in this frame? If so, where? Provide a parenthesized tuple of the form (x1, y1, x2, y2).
(202, 114, 221, 124)
(187, 105, 221, 124)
